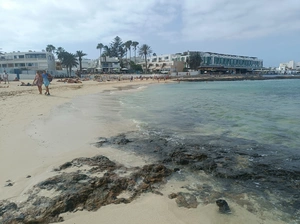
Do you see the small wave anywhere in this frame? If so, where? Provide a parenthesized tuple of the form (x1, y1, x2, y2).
(137, 85, 148, 90)
(132, 119, 148, 130)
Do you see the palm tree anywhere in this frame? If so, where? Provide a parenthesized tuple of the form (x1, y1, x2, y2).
(56, 47, 65, 61)
(132, 41, 139, 63)
(76, 50, 87, 72)
(46, 44, 56, 53)
(96, 43, 104, 67)
(122, 43, 128, 65)
(124, 40, 132, 62)
(60, 52, 78, 76)
(103, 45, 112, 62)
(138, 44, 152, 73)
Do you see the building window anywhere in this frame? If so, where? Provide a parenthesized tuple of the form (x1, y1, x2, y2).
(26, 63, 38, 67)
(15, 63, 26, 67)
(25, 54, 47, 59)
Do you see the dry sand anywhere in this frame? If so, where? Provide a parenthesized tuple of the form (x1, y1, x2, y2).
(0, 79, 285, 224)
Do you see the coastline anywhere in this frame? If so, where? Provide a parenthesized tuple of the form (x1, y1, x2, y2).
(0, 79, 158, 199)
(0, 79, 286, 224)
(178, 74, 300, 82)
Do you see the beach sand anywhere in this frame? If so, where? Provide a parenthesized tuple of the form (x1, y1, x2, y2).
(0, 79, 285, 224)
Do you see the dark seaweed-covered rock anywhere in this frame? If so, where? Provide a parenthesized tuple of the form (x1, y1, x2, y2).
(216, 199, 231, 214)
(97, 132, 300, 221)
(0, 155, 172, 224)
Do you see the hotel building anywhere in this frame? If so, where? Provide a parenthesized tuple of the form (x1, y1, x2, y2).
(142, 51, 263, 73)
(0, 51, 56, 76)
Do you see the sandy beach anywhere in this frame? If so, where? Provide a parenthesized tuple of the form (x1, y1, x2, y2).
(0, 78, 285, 224)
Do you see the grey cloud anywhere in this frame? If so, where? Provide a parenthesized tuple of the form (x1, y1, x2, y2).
(0, 0, 177, 51)
(181, 0, 300, 40)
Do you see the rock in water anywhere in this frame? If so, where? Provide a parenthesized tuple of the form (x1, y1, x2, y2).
(216, 199, 231, 214)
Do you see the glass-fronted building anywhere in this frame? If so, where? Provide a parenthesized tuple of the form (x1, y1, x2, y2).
(200, 52, 263, 70)
(143, 51, 263, 73)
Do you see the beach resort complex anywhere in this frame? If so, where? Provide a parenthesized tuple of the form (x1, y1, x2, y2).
(0, 50, 264, 78)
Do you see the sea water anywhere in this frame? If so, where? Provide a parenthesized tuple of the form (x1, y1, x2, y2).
(118, 79, 300, 150)
(113, 79, 300, 222)
(63, 79, 299, 222)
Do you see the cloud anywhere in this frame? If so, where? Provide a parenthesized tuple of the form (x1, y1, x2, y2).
(181, 0, 300, 41)
(0, 0, 299, 60)
(0, 0, 178, 52)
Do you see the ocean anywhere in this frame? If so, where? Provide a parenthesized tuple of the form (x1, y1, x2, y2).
(118, 79, 300, 150)
(69, 79, 300, 223)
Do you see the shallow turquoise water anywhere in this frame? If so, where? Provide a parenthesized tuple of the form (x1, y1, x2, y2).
(119, 79, 300, 149)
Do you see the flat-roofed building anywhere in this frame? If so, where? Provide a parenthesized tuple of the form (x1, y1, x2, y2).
(278, 60, 300, 73)
(0, 51, 56, 78)
(200, 52, 263, 73)
(140, 51, 263, 74)
(141, 53, 188, 73)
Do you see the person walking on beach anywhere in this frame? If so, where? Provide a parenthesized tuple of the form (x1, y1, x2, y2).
(3, 70, 9, 84)
(33, 71, 43, 94)
(42, 70, 51, 95)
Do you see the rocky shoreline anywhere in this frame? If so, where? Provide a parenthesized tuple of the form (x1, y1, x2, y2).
(98, 131, 300, 222)
(1, 131, 299, 223)
(178, 74, 300, 82)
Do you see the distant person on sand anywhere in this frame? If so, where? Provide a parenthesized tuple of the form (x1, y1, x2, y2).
(3, 70, 9, 84)
(42, 70, 51, 95)
(33, 71, 43, 94)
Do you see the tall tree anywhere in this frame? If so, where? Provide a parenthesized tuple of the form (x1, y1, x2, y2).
(103, 45, 112, 62)
(46, 44, 56, 53)
(124, 40, 132, 62)
(138, 44, 152, 73)
(56, 47, 65, 61)
(96, 43, 104, 67)
(76, 50, 87, 72)
(132, 41, 139, 63)
(110, 36, 123, 58)
(60, 52, 78, 76)
(188, 52, 202, 70)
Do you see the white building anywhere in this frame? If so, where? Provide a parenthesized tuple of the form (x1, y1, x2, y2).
(0, 50, 56, 79)
(140, 51, 263, 73)
(141, 53, 188, 73)
(278, 60, 300, 73)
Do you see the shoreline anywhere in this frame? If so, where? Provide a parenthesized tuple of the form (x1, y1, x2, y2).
(178, 74, 300, 82)
(0, 79, 159, 199)
(0, 79, 287, 224)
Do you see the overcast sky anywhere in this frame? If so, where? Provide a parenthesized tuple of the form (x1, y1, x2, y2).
(1, 0, 299, 67)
